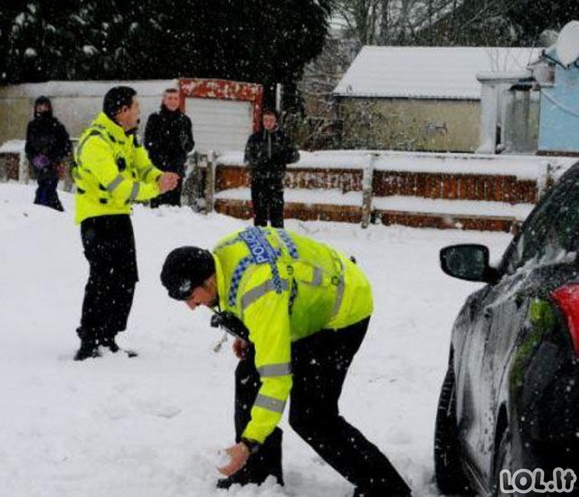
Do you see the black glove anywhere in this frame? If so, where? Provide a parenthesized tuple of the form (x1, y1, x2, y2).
(210, 311, 250, 341)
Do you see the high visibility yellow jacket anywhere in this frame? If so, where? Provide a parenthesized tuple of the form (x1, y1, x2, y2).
(213, 227, 373, 443)
(73, 112, 163, 224)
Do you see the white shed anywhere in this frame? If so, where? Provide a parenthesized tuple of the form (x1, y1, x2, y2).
(0, 78, 263, 154)
(332, 46, 540, 152)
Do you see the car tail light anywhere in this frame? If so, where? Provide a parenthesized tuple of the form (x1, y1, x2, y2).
(551, 284, 579, 357)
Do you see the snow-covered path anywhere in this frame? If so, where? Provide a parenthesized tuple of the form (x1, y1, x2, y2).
(0, 183, 512, 496)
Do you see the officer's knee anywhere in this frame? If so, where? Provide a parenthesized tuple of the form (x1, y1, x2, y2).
(289, 409, 316, 439)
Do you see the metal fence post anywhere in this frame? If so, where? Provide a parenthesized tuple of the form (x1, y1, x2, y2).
(18, 149, 30, 184)
(361, 153, 376, 228)
(205, 151, 216, 213)
(182, 151, 199, 210)
(537, 160, 552, 201)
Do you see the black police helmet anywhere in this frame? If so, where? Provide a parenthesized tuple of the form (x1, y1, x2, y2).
(161, 246, 215, 300)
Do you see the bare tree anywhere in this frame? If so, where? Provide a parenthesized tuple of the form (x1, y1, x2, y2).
(334, 0, 459, 48)
(332, 0, 531, 48)
(335, 0, 382, 46)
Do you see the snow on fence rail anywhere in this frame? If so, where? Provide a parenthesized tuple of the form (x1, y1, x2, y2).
(199, 150, 576, 231)
(1, 143, 576, 232)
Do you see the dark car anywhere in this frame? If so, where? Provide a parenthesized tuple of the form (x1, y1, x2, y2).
(434, 163, 579, 496)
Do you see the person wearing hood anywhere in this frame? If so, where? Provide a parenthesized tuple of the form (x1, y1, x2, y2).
(25, 96, 72, 211)
(244, 108, 300, 228)
(144, 88, 195, 207)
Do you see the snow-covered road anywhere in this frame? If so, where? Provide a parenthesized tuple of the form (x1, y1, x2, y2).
(0, 183, 512, 496)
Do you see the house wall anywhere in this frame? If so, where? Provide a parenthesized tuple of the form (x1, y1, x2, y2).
(0, 79, 262, 154)
(0, 80, 176, 143)
(337, 98, 480, 152)
(539, 64, 579, 154)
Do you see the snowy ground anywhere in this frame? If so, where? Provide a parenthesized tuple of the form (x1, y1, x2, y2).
(0, 182, 513, 497)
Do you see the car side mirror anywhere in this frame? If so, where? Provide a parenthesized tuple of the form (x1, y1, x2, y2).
(440, 244, 499, 283)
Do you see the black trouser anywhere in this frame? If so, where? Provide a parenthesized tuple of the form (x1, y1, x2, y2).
(251, 176, 284, 228)
(34, 169, 63, 211)
(234, 318, 411, 495)
(77, 215, 138, 343)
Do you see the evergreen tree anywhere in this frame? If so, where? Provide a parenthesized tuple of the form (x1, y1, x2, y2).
(507, 0, 579, 46)
(3, 1, 80, 83)
(1, 0, 334, 107)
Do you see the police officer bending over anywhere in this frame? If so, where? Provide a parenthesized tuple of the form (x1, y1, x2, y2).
(160, 226, 411, 497)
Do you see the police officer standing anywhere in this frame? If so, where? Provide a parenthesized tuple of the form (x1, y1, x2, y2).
(73, 86, 179, 361)
(244, 109, 299, 228)
(160, 226, 411, 497)
(145, 88, 195, 207)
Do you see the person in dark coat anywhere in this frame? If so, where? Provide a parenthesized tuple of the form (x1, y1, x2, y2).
(25, 96, 72, 211)
(244, 108, 300, 228)
(144, 88, 195, 207)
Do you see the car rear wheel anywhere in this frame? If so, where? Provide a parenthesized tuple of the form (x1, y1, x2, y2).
(493, 428, 513, 497)
(434, 360, 473, 495)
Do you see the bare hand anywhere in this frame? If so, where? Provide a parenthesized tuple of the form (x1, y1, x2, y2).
(232, 338, 249, 360)
(158, 172, 180, 193)
(218, 442, 250, 476)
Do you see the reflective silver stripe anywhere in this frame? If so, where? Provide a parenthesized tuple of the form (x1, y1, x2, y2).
(142, 166, 154, 181)
(241, 279, 289, 310)
(331, 254, 345, 319)
(129, 182, 140, 201)
(312, 267, 323, 286)
(76, 129, 105, 165)
(258, 363, 292, 378)
(107, 174, 124, 193)
(331, 278, 345, 319)
(254, 394, 286, 413)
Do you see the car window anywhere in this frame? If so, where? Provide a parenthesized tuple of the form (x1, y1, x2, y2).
(504, 175, 579, 274)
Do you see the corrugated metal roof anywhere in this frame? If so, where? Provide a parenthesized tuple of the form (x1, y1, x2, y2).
(333, 46, 541, 100)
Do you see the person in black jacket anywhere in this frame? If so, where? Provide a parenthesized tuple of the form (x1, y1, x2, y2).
(244, 108, 300, 228)
(144, 88, 195, 207)
(25, 96, 72, 211)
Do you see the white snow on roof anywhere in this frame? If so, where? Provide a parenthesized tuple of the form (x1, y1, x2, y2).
(0, 140, 25, 154)
(333, 46, 541, 99)
(0, 80, 178, 98)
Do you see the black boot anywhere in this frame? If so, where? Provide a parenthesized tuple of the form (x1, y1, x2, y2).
(100, 334, 138, 357)
(100, 335, 120, 352)
(74, 336, 100, 361)
(216, 461, 284, 489)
